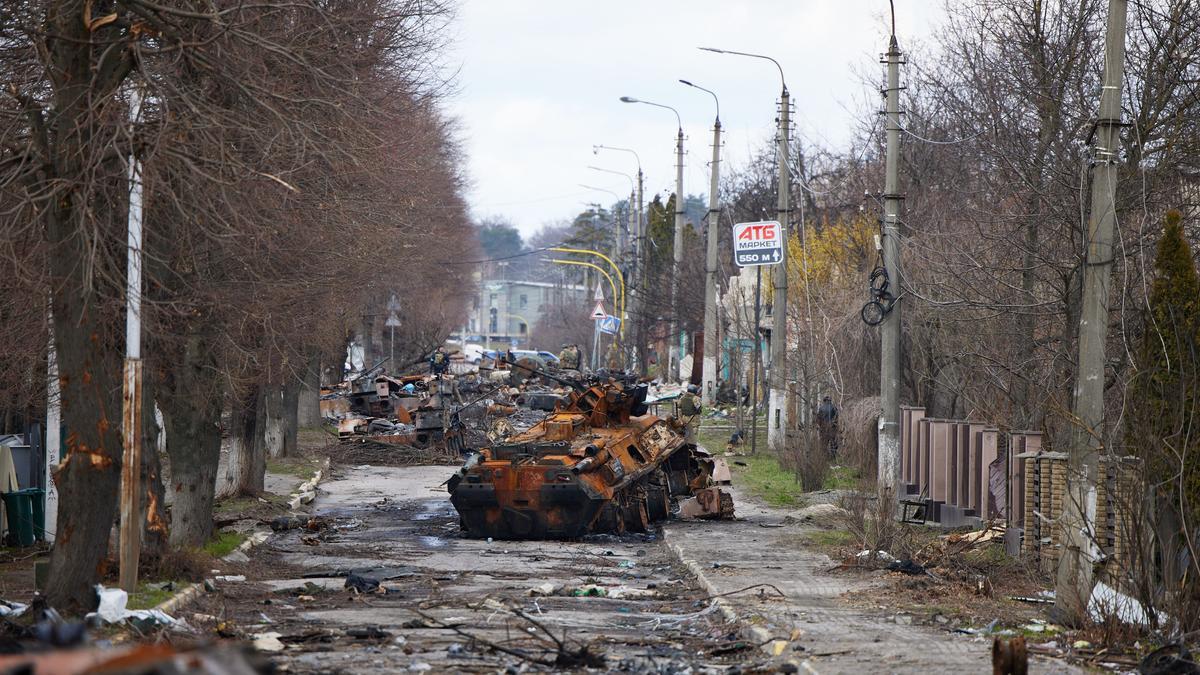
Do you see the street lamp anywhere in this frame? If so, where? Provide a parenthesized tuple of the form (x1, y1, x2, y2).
(587, 166, 635, 272)
(680, 79, 722, 408)
(619, 95, 685, 383)
(699, 46, 791, 454)
(592, 145, 646, 374)
(592, 145, 644, 253)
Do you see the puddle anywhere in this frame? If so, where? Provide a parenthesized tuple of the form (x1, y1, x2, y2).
(412, 499, 454, 522)
(417, 535, 449, 549)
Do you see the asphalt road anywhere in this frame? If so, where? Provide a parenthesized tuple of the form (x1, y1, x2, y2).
(194, 464, 763, 673)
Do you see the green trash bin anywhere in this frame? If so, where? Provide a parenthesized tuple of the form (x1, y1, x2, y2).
(27, 488, 45, 542)
(2, 490, 34, 547)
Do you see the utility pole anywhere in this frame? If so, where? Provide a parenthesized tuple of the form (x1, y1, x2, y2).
(767, 85, 790, 453)
(1057, 0, 1128, 624)
(625, 189, 636, 369)
(702, 119, 721, 405)
(671, 125, 685, 383)
(878, 34, 904, 499)
(119, 87, 145, 592)
(634, 167, 645, 374)
(681, 79, 722, 406)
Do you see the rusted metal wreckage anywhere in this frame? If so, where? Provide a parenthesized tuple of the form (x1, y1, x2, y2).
(449, 377, 734, 539)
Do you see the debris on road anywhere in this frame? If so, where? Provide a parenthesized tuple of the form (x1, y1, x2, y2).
(90, 586, 179, 629)
(343, 573, 381, 594)
(252, 631, 286, 652)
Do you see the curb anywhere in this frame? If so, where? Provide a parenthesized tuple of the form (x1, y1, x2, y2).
(153, 456, 331, 616)
(287, 457, 330, 511)
(665, 539, 776, 648)
(153, 582, 202, 615)
(665, 536, 808, 671)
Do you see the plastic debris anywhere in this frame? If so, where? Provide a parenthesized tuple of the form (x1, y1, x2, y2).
(571, 585, 607, 597)
(856, 549, 899, 563)
(606, 586, 657, 600)
(528, 583, 558, 596)
(0, 600, 28, 618)
(1088, 581, 1167, 626)
(252, 632, 285, 652)
(89, 586, 177, 628)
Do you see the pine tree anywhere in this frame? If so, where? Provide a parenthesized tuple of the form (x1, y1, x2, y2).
(1128, 210, 1200, 602)
(645, 194, 674, 271)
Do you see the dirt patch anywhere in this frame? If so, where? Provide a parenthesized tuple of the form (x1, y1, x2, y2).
(0, 545, 48, 602)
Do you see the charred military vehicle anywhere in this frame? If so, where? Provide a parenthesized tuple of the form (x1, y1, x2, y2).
(448, 378, 733, 539)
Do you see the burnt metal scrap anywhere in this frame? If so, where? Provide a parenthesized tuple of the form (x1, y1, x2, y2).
(448, 376, 734, 539)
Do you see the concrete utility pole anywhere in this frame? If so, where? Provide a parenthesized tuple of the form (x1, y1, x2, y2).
(680, 79, 722, 406)
(619, 97, 684, 382)
(119, 86, 145, 592)
(769, 84, 791, 453)
(1057, 0, 1128, 624)
(671, 125, 686, 383)
(878, 34, 904, 498)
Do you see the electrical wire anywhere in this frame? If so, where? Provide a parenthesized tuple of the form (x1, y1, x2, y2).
(897, 124, 985, 145)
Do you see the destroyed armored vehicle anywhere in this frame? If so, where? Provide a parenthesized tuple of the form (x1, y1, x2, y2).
(448, 378, 732, 539)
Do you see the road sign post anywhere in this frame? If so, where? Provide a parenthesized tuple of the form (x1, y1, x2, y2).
(598, 315, 621, 335)
(732, 220, 783, 267)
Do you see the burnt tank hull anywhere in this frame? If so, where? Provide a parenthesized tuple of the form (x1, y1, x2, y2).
(448, 382, 732, 539)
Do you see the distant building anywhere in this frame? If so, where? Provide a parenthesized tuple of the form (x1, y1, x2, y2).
(459, 278, 587, 348)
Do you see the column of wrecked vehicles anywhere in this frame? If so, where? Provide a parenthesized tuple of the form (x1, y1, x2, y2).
(321, 349, 734, 539)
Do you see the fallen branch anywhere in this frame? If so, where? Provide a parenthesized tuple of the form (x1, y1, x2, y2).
(707, 583, 787, 600)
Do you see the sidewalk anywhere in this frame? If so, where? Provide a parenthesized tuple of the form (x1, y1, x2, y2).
(662, 484, 1079, 674)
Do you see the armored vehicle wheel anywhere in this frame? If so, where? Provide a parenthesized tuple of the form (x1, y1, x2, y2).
(645, 470, 670, 522)
(623, 495, 650, 533)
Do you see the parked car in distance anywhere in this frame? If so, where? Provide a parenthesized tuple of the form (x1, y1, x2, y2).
(462, 343, 485, 363)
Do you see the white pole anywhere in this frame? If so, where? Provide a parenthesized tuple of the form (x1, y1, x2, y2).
(119, 87, 145, 592)
(45, 326, 59, 543)
(702, 118, 722, 406)
(878, 36, 903, 497)
(670, 128, 685, 383)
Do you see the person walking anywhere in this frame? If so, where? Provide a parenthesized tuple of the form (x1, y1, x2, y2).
(679, 384, 702, 444)
(816, 395, 839, 458)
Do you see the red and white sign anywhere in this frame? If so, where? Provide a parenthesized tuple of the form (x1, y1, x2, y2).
(732, 220, 783, 267)
(590, 301, 606, 319)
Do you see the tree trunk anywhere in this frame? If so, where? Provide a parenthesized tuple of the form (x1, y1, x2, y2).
(44, 296, 123, 612)
(139, 377, 169, 560)
(224, 386, 264, 496)
(282, 374, 300, 457)
(263, 381, 285, 459)
(160, 336, 223, 547)
(296, 352, 321, 428)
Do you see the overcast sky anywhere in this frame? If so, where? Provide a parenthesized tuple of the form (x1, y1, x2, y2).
(446, 1, 945, 238)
